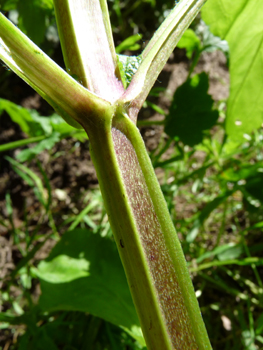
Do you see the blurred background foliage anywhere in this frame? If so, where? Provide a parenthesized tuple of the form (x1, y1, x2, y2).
(0, 0, 263, 349)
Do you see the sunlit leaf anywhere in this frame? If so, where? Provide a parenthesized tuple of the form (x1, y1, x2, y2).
(35, 229, 145, 346)
(202, 0, 263, 141)
(115, 34, 142, 54)
(177, 29, 201, 58)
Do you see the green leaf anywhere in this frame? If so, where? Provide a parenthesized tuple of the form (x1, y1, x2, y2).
(16, 132, 60, 162)
(0, 98, 87, 146)
(39, 0, 53, 10)
(29, 110, 53, 134)
(220, 163, 263, 182)
(217, 244, 243, 261)
(177, 29, 201, 58)
(17, 0, 52, 45)
(196, 243, 238, 263)
(116, 34, 142, 54)
(202, 0, 263, 141)
(244, 172, 263, 205)
(49, 114, 87, 141)
(5, 156, 47, 208)
(165, 72, 218, 146)
(18, 328, 59, 350)
(256, 313, 263, 335)
(0, 98, 44, 137)
(0, 0, 18, 11)
(35, 229, 144, 345)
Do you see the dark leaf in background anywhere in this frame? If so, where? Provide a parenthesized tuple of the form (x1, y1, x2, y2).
(165, 72, 218, 146)
(17, 0, 53, 45)
(220, 162, 263, 183)
(244, 172, 263, 205)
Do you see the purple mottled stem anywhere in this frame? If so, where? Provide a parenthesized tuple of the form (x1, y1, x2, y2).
(112, 128, 197, 349)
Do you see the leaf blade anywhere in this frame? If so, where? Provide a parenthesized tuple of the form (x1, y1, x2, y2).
(36, 228, 145, 344)
(202, 0, 263, 141)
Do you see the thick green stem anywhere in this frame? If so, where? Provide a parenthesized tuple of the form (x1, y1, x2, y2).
(83, 109, 212, 349)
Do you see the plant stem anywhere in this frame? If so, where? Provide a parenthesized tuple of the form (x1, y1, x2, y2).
(187, 50, 201, 79)
(83, 109, 212, 349)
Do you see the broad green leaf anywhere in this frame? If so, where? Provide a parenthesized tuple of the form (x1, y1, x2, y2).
(177, 29, 201, 59)
(29, 109, 53, 134)
(39, 0, 53, 10)
(202, 0, 263, 141)
(177, 23, 229, 60)
(165, 72, 218, 146)
(256, 313, 263, 335)
(35, 229, 145, 345)
(18, 328, 59, 350)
